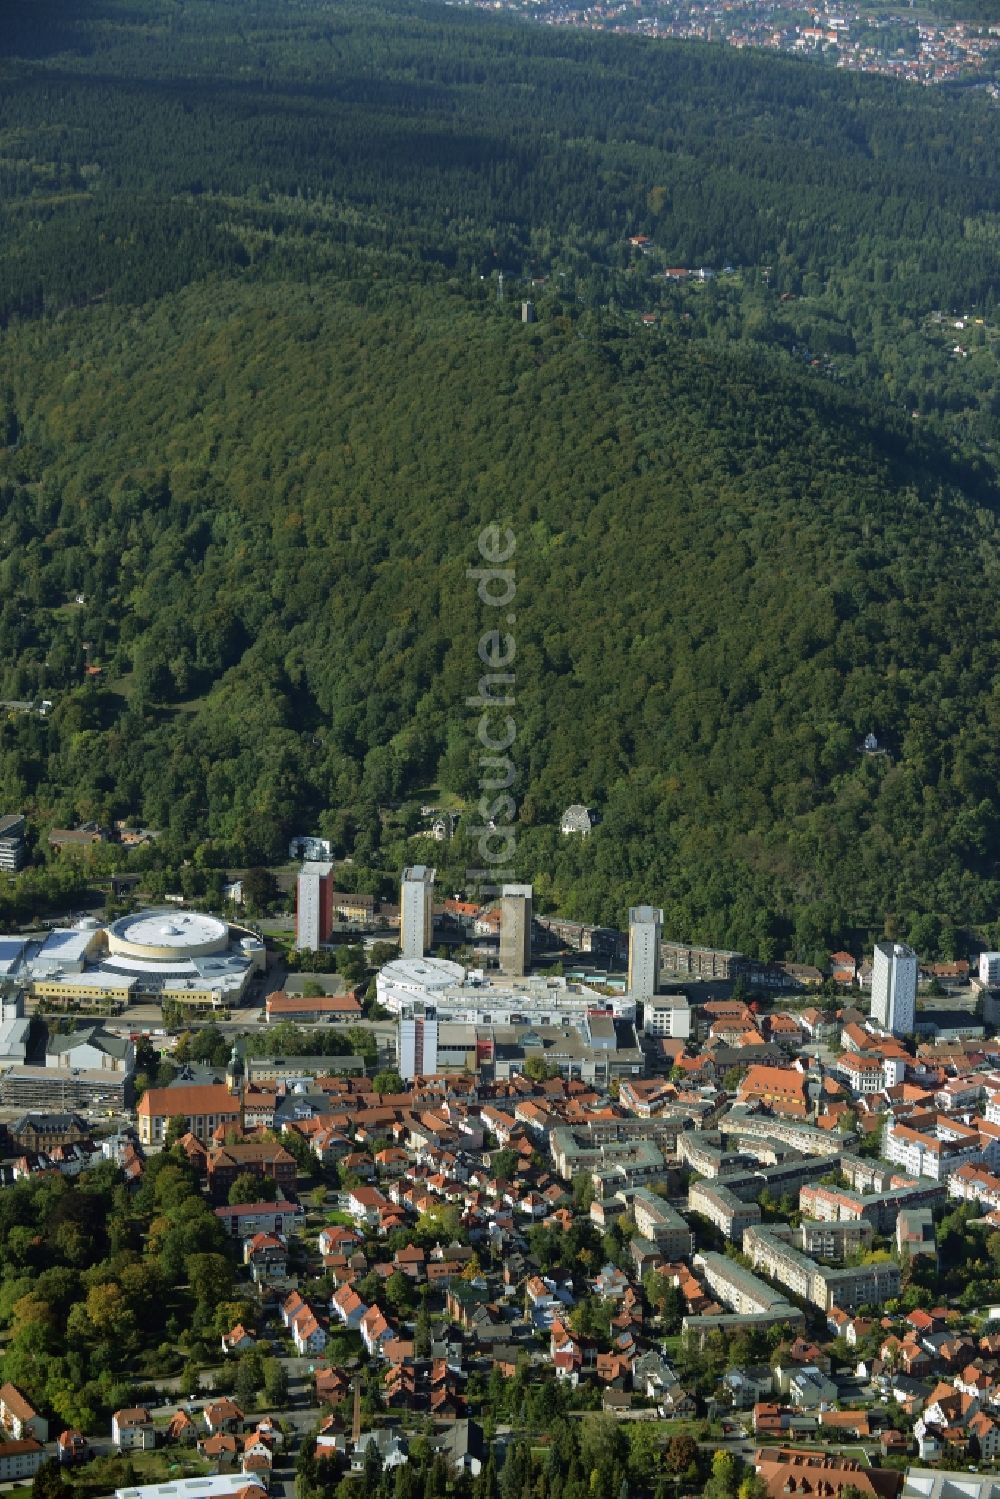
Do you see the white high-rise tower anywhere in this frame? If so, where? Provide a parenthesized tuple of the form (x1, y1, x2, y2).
(400, 866, 435, 959)
(871, 941, 917, 1036)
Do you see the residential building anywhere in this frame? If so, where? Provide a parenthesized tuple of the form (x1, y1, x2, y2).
(0, 1440, 44, 1481)
(628, 906, 662, 1000)
(0, 815, 26, 872)
(629, 1188, 695, 1257)
(400, 866, 435, 960)
(560, 805, 594, 836)
(883, 1116, 983, 1183)
(661, 941, 741, 980)
(693, 1251, 798, 1318)
(736, 1064, 809, 1118)
(213, 1201, 301, 1238)
(688, 1178, 761, 1242)
(0, 1384, 48, 1442)
(398, 1002, 439, 1081)
(295, 862, 335, 951)
(872, 942, 918, 1036)
(800, 1179, 946, 1233)
(500, 883, 532, 976)
(112, 1409, 155, 1450)
(205, 1142, 297, 1203)
(743, 1223, 901, 1311)
(897, 1208, 936, 1261)
(798, 1219, 874, 1260)
(433, 1421, 484, 1476)
(289, 837, 332, 862)
(980, 954, 1000, 986)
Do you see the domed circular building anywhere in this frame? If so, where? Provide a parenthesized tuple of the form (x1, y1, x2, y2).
(107, 909, 230, 961)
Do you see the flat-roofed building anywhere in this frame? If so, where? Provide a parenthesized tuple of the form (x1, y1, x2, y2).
(872, 942, 918, 1037)
(398, 1002, 439, 1081)
(296, 862, 335, 951)
(401, 866, 435, 960)
(0, 816, 26, 873)
(500, 884, 532, 977)
(628, 907, 662, 999)
(644, 994, 691, 1038)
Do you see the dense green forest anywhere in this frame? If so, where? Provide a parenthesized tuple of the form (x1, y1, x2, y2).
(1, 0, 999, 960)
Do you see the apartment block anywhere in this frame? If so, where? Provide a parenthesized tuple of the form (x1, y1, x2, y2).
(693, 1251, 797, 1317)
(628, 906, 662, 999)
(500, 884, 532, 976)
(628, 1188, 695, 1258)
(0, 816, 26, 873)
(871, 941, 917, 1036)
(400, 866, 435, 960)
(688, 1177, 762, 1242)
(743, 1223, 901, 1311)
(296, 862, 334, 951)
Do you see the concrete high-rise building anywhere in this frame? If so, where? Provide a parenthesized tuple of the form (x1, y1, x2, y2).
(500, 884, 532, 976)
(398, 1002, 439, 1081)
(296, 862, 334, 951)
(980, 953, 1000, 986)
(400, 865, 435, 959)
(628, 906, 663, 999)
(871, 941, 917, 1036)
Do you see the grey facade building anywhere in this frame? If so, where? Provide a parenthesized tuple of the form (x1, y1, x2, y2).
(500, 884, 532, 976)
(0, 815, 26, 872)
(628, 906, 663, 999)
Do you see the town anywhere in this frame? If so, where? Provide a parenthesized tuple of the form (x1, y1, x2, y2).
(455, 0, 1000, 92)
(5, 845, 1000, 1499)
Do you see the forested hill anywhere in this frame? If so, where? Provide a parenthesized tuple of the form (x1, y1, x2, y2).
(1, 0, 999, 960)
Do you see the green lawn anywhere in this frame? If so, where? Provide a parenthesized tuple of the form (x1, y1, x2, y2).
(68, 1450, 212, 1499)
